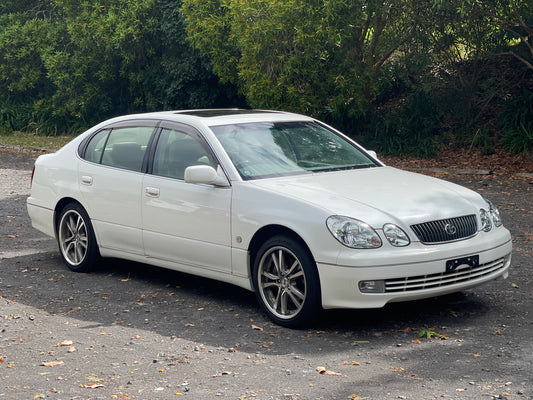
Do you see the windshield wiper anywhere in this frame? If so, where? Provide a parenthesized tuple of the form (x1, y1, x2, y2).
(315, 164, 376, 172)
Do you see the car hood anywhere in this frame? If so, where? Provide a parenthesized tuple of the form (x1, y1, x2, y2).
(250, 166, 484, 227)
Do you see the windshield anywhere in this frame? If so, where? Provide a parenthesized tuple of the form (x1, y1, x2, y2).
(211, 121, 378, 180)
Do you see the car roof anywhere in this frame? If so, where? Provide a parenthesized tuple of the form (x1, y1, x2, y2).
(128, 109, 315, 127)
(174, 109, 280, 118)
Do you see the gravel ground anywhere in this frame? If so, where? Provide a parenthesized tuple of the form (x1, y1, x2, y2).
(1, 147, 532, 400)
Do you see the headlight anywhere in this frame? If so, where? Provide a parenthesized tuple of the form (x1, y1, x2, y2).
(479, 208, 492, 232)
(485, 198, 502, 227)
(383, 224, 410, 247)
(326, 216, 382, 249)
(480, 198, 502, 232)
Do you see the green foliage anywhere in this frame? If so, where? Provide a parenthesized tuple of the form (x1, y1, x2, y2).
(0, 1, 60, 134)
(418, 327, 446, 339)
(501, 123, 533, 154)
(0, 98, 32, 132)
(471, 125, 495, 155)
(182, 0, 437, 119)
(0, 0, 531, 158)
(0, 130, 73, 149)
(449, 0, 533, 71)
(500, 89, 533, 130)
(361, 91, 442, 157)
(0, 0, 240, 135)
(152, 0, 243, 110)
(500, 89, 533, 154)
(44, 0, 160, 120)
(182, 0, 532, 156)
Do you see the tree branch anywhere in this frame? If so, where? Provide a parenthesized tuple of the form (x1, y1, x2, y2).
(496, 51, 533, 71)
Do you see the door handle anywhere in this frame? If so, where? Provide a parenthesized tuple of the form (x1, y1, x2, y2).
(145, 187, 160, 197)
(81, 175, 93, 185)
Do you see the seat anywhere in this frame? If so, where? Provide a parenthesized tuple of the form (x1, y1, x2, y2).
(167, 139, 210, 180)
(109, 143, 144, 171)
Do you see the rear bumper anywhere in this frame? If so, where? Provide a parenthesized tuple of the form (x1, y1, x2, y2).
(27, 200, 56, 239)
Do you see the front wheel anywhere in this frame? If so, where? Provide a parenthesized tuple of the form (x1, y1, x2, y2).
(57, 202, 99, 272)
(252, 235, 321, 328)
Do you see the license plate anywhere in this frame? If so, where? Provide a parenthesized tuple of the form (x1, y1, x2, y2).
(446, 255, 479, 273)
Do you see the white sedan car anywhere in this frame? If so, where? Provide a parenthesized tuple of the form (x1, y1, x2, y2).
(27, 109, 512, 327)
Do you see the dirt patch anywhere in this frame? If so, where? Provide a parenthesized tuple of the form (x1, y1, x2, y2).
(382, 147, 533, 177)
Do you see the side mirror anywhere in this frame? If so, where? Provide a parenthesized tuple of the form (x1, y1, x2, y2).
(367, 150, 378, 160)
(184, 165, 230, 187)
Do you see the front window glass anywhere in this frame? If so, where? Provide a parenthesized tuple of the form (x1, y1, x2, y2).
(211, 121, 377, 180)
(101, 126, 154, 172)
(152, 128, 214, 180)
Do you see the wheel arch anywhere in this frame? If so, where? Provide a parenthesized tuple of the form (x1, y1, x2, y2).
(247, 224, 317, 281)
(53, 197, 86, 236)
(248, 224, 323, 327)
(54, 197, 101, 272)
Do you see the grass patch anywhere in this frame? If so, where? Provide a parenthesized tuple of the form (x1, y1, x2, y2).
(0, 131, 75, 150)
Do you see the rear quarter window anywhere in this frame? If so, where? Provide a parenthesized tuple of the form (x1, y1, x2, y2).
(83, 129, 110, 163)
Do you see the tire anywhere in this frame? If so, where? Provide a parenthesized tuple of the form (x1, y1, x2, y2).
(252, 235, 321, 328)
(57, 202, 99, 272)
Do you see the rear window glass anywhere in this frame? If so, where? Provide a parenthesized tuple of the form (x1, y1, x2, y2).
(83, 129, 109, 164)
(83, 126, 154, 172)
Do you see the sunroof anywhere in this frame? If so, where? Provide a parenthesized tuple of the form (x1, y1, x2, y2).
(176, 109, 280, 118)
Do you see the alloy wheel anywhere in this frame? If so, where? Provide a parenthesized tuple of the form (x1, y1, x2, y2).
(59, 209, 89, 266)
(257, 246, 307, 320)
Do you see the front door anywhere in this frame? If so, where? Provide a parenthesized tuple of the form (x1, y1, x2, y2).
(141, 124, 232, 273)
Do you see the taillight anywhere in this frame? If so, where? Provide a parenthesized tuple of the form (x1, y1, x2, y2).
(30, 165, 35, 188)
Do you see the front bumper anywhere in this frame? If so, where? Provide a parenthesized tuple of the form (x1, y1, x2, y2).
(317, 228, 512, 309)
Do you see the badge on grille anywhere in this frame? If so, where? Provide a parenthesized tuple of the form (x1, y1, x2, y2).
(444, 223, 457, 235)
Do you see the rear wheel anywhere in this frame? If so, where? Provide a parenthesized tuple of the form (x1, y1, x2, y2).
(252, 235, 321, 327)
(57, 203, 99, 272)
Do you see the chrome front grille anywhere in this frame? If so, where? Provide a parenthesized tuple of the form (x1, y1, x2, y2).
(384, 257, 505, 293)
(411, 214, 478, 244)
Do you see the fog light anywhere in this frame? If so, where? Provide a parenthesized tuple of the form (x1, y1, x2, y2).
(359, 280, 385, 293)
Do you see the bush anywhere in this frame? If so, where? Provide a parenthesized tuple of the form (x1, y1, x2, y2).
(499, 88, 533, 155)
(0, 99, 33, 132)
(359, 91, 442, 158)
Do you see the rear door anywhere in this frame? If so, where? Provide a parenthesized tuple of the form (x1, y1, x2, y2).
(78, 121, 157, 255)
